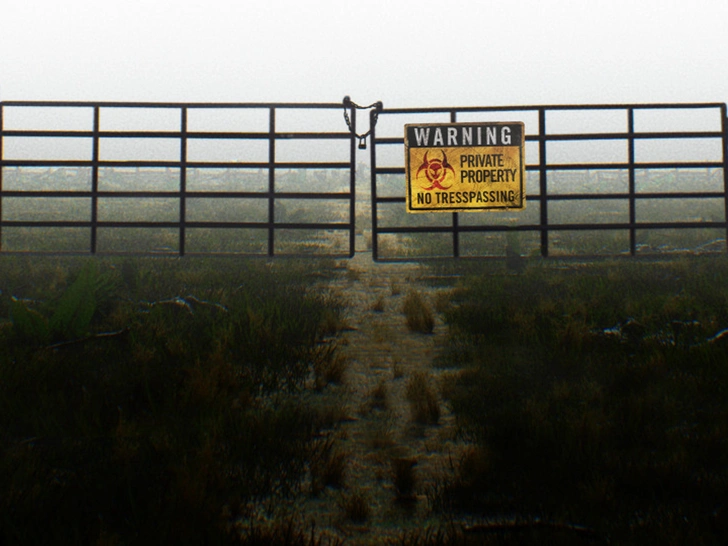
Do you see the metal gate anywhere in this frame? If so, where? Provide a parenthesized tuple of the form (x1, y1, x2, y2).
(3, 100, 728, 261)
(0, 101, 358, 257)
(369, 103, 728, 261)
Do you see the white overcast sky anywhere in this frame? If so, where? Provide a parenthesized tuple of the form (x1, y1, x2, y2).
(1, 0, 726, 108)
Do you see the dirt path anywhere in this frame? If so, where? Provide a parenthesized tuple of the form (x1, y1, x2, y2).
(299, 247, 467, 544)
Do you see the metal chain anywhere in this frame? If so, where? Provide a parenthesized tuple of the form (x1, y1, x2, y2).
(342, 96, 383, 149)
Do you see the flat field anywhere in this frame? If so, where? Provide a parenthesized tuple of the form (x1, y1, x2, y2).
(2, 250, 728, 545)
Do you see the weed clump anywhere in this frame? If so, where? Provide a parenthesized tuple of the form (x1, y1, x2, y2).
(339, 489, 371, 523)
(403, 290, 435, 334)
(391, 456, 418, 500)
(310, 437, 349, 494)
(371, 294, 387, 312)
(406, 371, 441, 424)
(367, 378, 389, 411)
(314, 349, 348, 390)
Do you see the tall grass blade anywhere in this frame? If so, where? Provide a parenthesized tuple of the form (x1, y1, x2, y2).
(49, 262, 97, 339)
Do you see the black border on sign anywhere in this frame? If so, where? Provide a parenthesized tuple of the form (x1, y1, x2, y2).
(404, 121, 526, 213)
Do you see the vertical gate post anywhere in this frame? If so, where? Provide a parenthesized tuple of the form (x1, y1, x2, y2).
(369, 108, 379, 261)
(0, 103, 4, 252)
(627, 107, 637, 255)
(450, 110, 460, 258)
(179, 106, 188, 256)
(268, 106, 276, 257)
(90, 106, 100, 254)
(722, 103, 728, 251)
(538, 108, 549, 257)
(348, 104, 357, 257)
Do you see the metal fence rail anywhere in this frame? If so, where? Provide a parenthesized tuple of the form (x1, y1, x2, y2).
(369, 102, 728, 261)
(0, 101, 357, 257)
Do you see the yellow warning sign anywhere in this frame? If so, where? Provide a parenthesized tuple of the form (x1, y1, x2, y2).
(405, 122, 526, 213)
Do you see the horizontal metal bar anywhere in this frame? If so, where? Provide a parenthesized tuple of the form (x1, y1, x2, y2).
(374, 162, 724, 177)
(1, 160, 352, 170)
(374, 167, 406, 175)
(0, 249, 356, 258)
(1, 101, 347, 109)
(378, 102, 726, 114)
(0, 190, 353, 199)
(372, 192, 727, 205)
(0, 221, 185, 229)
(373, 131, 724, 146)
(270, 222, 351, 230)
(546, 191, 726, 200)
(375, 221, 727, 235)
(0, 220, 354, 230)
(0, 190, 179, 198)
(185, 191, 351, 200)
(272, 192, 352, 200)
(538, 131, 723, 141)
(13, 128, 717, 143)
(0, 130, 352, 140)
(543, 162, 725, 170)
(2, 161, 716, 172)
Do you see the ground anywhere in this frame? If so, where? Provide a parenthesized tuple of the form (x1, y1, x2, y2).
(296, 244, 467, 544)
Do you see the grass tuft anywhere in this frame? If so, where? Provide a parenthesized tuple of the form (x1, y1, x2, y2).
(405, 371, 441, 424)
(371, 294, 387, 313)
(391, 456, 418, 500)
(403, 290, 435, 334)
(368, 378, 389, 411)
(310, 437, 349, 494)
(339, 489, 371, 523)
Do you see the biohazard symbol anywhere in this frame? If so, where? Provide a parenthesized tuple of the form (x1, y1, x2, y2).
(416, 150, 455, 191)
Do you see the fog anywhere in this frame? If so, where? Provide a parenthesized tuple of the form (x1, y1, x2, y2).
(1, 0, 727, 108)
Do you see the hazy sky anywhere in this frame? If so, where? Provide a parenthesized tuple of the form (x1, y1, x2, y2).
(1, 0, 727, 108)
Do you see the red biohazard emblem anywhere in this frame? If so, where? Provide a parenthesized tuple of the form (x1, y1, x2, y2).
(416, 150, 455, 190)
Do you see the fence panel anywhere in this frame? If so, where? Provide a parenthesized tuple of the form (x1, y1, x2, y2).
(0, 101, 357, 257)
(369, 103, 728, 261)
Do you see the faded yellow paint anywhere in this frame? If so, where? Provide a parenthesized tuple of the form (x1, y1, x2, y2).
(405, 122, 526, 213)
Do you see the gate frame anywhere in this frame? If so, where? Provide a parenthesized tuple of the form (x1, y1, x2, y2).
(369, 102, 728, 261)
(0, 101, 358, 257)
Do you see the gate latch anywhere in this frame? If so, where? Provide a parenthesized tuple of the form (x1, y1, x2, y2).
(343, 96, 383, 150)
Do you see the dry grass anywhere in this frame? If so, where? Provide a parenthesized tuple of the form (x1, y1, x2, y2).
(365, 417, 396, 450)
(391, 457, 418, 500)
(371, 294, 387, 313)
(359, 378, 389, 414)
(405, 371, 441, 425)
(310, 441, 349, 494)
(436, 258, 728, 543)
(345, 267, 362, 282)
(339, 489, 371, 523)
(433, 289, 456, 314)
(314, 351, 349, 390)
(392, 357, 404, 379)
(369, 378, 389, 410)
(402, 290, 435, 334)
